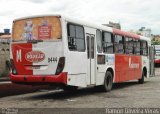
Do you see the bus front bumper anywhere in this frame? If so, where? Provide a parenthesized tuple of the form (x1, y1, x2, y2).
(10, 72, 67, 85)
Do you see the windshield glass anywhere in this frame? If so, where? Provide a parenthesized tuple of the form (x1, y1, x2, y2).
(12, 16, 62, 41)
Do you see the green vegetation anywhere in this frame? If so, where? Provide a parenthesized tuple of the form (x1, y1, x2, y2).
(152, 40, 160, 45)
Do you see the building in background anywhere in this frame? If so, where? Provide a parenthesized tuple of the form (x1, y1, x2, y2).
(0, 29, 10, 36)
(153, 35, 160, 42)
(138, 27, 152, 38)
(129, 27, 152, 39)
(0, 29, 11, 79)
(0, 34, 11, 43)
(102, 21, 121, 29)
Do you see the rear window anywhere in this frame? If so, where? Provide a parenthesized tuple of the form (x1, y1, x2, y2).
(12, 16, 62, 41)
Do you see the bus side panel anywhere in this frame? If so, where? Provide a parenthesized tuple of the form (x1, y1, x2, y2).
(133, 56, 142, 79)
(142, 56, 149, 77)
(67, 74, 87, 87)
(61, 20, 88, 87)
(96, 54, 115, 85)
(65, 51, 88, 87)
(115, 54, 142, 82)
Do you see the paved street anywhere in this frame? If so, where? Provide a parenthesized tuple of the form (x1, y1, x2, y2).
(0, 68, 159, 114)
(0, 68, 160, 109)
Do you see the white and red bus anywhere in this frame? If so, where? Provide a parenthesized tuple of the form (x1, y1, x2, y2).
(9, 15, 155, 91)
(154, 45, 160, 66)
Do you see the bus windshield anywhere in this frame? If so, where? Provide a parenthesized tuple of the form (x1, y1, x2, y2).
(12, 16, 62, 42)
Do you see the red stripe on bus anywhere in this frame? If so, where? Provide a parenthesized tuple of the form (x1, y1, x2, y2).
(113, 28, 140, 39)
(114, 54, 142, 82)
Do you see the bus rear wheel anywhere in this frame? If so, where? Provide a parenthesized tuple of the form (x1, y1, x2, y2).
(102, 71, 113, 92)
(138, 72, 144, 84)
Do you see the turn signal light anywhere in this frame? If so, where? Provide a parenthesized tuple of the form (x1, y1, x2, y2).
(55, 57, 65, 75)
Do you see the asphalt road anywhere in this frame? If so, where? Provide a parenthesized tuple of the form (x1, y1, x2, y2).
(0, 68, 160, 113)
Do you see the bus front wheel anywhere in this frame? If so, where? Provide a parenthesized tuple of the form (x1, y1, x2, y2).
(102, 71, 113, 92)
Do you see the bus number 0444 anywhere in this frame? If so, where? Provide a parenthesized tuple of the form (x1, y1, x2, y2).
(48, 57, 57, 63)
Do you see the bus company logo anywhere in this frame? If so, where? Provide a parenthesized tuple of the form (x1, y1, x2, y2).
(25, 51, 45, 63)
(129, 58, 139, 69)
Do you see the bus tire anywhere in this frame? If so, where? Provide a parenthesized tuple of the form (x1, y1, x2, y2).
(138, 72, 144, 84)
(102, 71, 113, 92)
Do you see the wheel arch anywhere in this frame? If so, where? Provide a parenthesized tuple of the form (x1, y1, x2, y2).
(106, 67, 114, 79)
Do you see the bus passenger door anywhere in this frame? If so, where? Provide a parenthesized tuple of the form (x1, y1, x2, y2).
(86, 34, 96, 85)
(149, 45, 155, 76)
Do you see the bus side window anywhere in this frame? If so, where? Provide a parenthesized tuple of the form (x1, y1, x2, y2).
(96, 30, 103, 53)
(67, 24, 85, 52)
(133, 39, 138, 55)
(146, 41, 148, 56)
(135, 40, 141, 55)
(125, 37, 129, 54)
(114, 35, 124, 54)
(141, 40, 148, 56)
(128, 38, 134, 55)
(67, 24, 76, 50)
(102, 32, 114, 54)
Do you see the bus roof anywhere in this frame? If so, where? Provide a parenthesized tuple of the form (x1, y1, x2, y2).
(63, 15, 151, 42)
(13, 14, 61, 22)
(13, 14, 151, 42)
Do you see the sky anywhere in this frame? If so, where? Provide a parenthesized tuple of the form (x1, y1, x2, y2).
(0, 0, 160, 34)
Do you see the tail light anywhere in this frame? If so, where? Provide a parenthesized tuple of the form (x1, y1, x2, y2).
(9, 59, 18, 75)
(55, 57, 65, 75)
